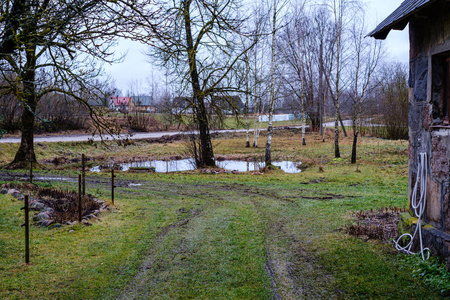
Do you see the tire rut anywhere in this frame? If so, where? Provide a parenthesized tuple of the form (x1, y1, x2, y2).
(116, 215, 197, 300)
(249, 198, 336, 299)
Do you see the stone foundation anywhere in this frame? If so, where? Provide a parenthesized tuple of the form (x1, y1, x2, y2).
(399, 212, 450, 269)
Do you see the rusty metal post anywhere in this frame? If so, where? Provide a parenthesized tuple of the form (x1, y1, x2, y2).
(82, 154, 86, 196)
(78, 174, 82, 223)
(21, 195, 30, 264)
(111, 169, 115, 204)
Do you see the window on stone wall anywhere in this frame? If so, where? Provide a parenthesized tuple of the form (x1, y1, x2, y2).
(431, 54, 450, 125)
(444, 57, 450, 124)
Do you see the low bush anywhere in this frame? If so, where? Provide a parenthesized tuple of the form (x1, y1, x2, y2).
(399, 254, 450, 296)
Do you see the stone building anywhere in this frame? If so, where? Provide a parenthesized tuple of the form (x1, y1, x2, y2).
(370, 0, 450, 263)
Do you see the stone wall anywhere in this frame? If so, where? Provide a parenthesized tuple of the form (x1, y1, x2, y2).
(407, 2, 450, 260)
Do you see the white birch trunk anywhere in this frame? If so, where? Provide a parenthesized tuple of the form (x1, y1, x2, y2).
(265, 0, 277, 166)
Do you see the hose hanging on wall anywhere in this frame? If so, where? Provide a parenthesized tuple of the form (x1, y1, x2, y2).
(394, 152, 430, 260)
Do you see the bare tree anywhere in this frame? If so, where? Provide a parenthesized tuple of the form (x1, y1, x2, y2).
(323, 0, 357, 158)
(349, 11, 383, 164)
(145, 0, 255, 167)
(265, 0, 290, 166)
(0, 0, 146, 166)
(310, 6, 335, 142)
(378, 63, 409, 140)
(279, 3, 308, 145)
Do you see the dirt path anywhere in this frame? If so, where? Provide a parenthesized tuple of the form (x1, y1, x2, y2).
(0, 171, 339, 298)
(113, 181, 338, 299)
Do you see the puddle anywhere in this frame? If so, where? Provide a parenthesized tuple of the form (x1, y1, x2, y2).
(34, 176, 78, 182)
(91, 159, 301, 173)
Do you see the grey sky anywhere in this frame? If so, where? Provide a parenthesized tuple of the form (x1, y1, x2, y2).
(104, 0, 409, 95)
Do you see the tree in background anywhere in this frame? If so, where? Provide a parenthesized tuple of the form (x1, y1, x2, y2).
(146, 0, 255, 167)
(278, 2, 309, 146)
(348, 9, 383, 164)
(379, 63, 409, 140)
(265, 0, 291, 166)
(0, 0, 143, 167)
(0, 115, 6, 139)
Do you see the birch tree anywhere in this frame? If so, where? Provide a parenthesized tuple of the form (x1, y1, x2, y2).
(265, 0, 290, 166)
(349, 12, 382, 164)
(323, 0, 356, 158)
(248, 0, 269, 148)
(330, 0, 344, 158)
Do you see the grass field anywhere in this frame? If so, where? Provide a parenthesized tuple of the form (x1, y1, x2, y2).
(0, 130, 445, 299)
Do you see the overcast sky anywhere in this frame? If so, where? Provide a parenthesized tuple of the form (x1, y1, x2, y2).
(104, 0, 409, 95)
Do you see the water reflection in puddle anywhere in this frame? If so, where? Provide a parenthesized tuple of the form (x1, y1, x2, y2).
(34, 176, 78, 182)
(91, 159, 301, 173)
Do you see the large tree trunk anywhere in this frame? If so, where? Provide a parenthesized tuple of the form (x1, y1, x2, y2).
(11, 46, 37, 167)
(196, 95, 215, 167)
(12, 102, 36, 165)
(183, 0, 214, 167)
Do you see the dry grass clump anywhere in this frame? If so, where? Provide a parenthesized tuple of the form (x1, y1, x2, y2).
(3, 183, 101, 224)
(344, 207, 407, 241)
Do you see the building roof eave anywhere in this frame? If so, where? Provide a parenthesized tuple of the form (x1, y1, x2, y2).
(368, 0, 437, 40)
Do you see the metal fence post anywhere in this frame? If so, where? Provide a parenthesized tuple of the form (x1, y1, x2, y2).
(82, 154, 86, 196)
(78, 174, 82, 222)
(21, 195, 30, 264)
(111, 169, 115, 204)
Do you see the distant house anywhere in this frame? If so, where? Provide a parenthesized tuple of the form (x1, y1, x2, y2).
(210, 95, 244, 115)
(87, 98, 106, 107)
(110, 96, 134, 112)
(172, 97, 193, 114)
(131, 95, 156, 113)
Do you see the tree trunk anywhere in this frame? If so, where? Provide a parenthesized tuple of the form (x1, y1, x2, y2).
(301, 96, 306, 145)
(253, 40, 261, 148)
(11, 46, 37, 167)
(300, 81, 306, 146)
(319, 40, 324, 136)
(351, 131, 358, 164)
(196, 99, 215, 167)
(265, 0, 277, 167)
(333, 0, 343, 157)
(245, 53, 250, 148)
(182, 0, 214, 167)
(339, 113, 347, 137)
(12, 103, 36, 165)
(334, 106, 340, 158)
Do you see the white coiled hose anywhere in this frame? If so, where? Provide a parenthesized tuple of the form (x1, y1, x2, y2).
(394, 152, 430, 260)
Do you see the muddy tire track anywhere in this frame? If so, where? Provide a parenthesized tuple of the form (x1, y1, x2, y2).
(116, 212, 199, 300)
(249, 198, 337, 299)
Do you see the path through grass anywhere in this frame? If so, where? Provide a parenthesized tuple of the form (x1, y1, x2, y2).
(0, 166, 442, 299)
(0, 131, 441, 299)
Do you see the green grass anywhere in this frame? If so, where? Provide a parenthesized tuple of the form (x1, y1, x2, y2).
(0, 131, 444, 299)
